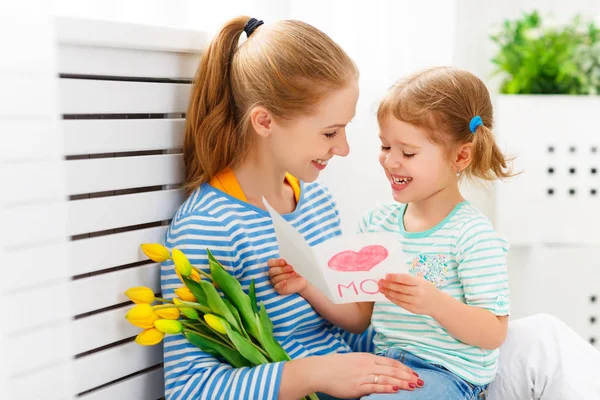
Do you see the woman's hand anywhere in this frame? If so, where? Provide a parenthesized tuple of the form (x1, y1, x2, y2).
(279, 353, 424, 399)
(268, 258, 308, 295)
(379, 273, 443, 316)
(317, 353, 423, 397)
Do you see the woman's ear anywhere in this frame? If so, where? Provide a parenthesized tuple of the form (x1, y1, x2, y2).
(454, 142, 473, 172)
(249, 106, 274, 138)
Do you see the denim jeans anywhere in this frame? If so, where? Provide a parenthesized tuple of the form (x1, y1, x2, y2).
(361, 348, 489, 400)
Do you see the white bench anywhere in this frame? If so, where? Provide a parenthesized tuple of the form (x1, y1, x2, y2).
(2, 15, 207, 399)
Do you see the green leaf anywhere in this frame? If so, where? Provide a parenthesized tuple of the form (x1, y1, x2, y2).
(489, 10, 595, 94)
(184, 331, 251, 368)
(183, 276, 208, 305)
(249, 279, 258, 315)
(256, 302, 290, 362)
(224, 323, 269, 365)
(223, 298, 250, 339)
(207, 249, 260, 341)
(200, 280, 241, 333)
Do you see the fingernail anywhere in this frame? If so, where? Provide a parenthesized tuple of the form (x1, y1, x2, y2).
(417, 379, 424, 387)
(412, 372, 419, 377)
(409, 383, 416, 389)
(393, 386, 399, 391)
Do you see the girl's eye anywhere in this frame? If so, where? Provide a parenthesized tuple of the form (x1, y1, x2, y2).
(403, 152, 416, 159)
(324, 131, 338, 139)
(380, 146, 391, 151)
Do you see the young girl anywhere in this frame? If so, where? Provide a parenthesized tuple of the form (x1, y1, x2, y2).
(269, 66, 513, 399)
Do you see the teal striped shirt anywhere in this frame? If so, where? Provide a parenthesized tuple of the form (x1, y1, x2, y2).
(361, 201, 511, 385)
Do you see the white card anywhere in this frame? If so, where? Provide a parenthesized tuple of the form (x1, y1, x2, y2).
(263, 198, 409, 304)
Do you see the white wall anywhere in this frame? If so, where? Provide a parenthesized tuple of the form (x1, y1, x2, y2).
(1, 1, 72, 398)
(452, 0, 600, 225)
(301, 1, 458, 234)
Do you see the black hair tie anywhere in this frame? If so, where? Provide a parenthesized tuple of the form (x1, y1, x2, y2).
(244, 18, 264, 38)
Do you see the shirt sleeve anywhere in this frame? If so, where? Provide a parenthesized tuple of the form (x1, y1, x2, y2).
(160, 210, 285, 400)
(455, 217, 511, 316)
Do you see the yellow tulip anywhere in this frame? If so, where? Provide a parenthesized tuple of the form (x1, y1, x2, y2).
(154, 319, 184, 334)
(155, 306, 180, 320)
(204, 314, 228, 334)
(172, 248, 192, 277)
(174, 286, 196, 302)
(176, 268, 201, 284)
(135, 328, 165, 346)
(124, 286, 155, 304)
(125, 304, 160, 329)
(140, 243, 171, 263)
(174, 298, 199, 320)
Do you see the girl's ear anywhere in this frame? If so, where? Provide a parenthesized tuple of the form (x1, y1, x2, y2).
(454, 142, 473, 172)
(249, 106, 274, 138)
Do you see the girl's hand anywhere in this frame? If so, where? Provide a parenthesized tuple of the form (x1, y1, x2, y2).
(379, 273, 444, 316)
(267, 258, 308, 295)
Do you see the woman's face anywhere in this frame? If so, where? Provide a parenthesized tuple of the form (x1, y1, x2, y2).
(266, 81, 359, 182)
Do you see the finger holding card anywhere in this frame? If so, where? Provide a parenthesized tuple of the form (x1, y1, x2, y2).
(379, 273, 443, 316)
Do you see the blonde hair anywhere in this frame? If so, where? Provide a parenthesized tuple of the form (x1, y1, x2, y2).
(377, 66, 514, 181)
(183, 16, 358, 194)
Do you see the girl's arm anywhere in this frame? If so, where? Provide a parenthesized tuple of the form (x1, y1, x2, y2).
(379, 218, 511, 350)
(268, 258, 373, 334)
(379, 274, 508, 350)
(430, 294, 508, 350)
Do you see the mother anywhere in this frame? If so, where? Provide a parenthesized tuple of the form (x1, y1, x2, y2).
(160, 16, 600, 400)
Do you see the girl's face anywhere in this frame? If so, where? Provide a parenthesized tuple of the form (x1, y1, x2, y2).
(378, 115, 458, 204)
(260, 81, 359, 183)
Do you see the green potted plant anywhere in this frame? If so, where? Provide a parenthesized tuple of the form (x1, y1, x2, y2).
(490, 10, 599, 95)
(492, 10, 600, 246)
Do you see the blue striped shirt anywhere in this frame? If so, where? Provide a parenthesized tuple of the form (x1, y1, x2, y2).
(160, 181, 375, 400)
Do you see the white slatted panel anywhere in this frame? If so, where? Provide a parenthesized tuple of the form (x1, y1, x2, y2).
(68, 189, 184, 236)
(63, 119, 185, 155)
(71, 263, 161, 315)
(59, 79, 191, 114)
(3, 160, 67, 202)
(3, 241, 68, 292)
(79, 368, 165, 400)
(6, 202, 69, 247)
(52, 16, 208, 399)
(73, 306, 139, 355)
(6, 323, 71, 376)
(1, 2, 73, 399)
(0, 120, 61, 162)
(73, 342, 162, 394)
(69, 226, 167, 276)
(59, 45, 200, 79)
(11, 362, 73, 400)
(67, 154, 183, 195)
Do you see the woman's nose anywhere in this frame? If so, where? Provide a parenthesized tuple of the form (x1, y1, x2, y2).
(332, 133, 350, 157)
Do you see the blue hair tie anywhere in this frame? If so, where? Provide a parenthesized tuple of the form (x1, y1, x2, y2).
(469, 116, 483, 134)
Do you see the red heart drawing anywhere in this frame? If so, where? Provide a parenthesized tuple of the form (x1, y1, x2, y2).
(328, 245, 389, 272)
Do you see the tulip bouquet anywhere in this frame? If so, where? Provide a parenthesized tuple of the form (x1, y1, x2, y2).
(125, 244, 319, 400)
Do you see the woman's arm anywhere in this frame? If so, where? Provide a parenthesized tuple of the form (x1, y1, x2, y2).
(278, 353, 421, 399)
